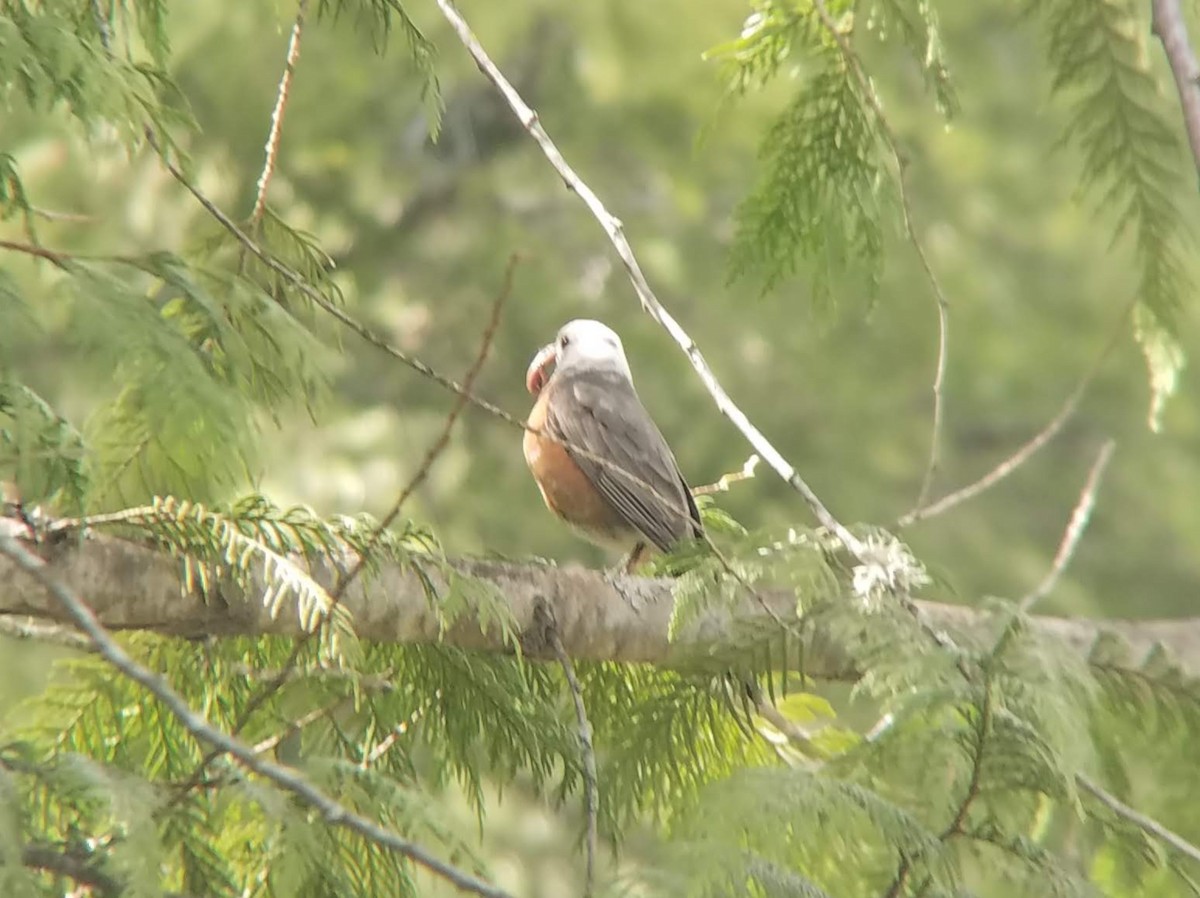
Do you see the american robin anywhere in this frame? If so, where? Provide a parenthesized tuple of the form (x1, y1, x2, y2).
(522, 319, 703, 570)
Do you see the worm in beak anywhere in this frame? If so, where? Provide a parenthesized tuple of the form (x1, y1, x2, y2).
(525, 343, 557, 395)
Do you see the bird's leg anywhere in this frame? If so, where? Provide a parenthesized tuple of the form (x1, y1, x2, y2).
(603, 542, 648, 611)
(619, 542, 650, 575)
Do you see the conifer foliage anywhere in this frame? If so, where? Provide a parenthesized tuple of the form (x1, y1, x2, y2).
(2, 0, 1200, 896)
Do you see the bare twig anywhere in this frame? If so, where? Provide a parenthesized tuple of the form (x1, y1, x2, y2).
(1078, 773, 1200, 866)
(147, 132, 525, 429)
(29, 206, 95, 224)
(0, 239, 70, 268)
(691, 454, 760, 497)
(1020, 440, 1115, 612)
(22, 842, 122, 895)
(251, 695, 349, 756)
(745, 681, 818, 757)
(808, 0, 952, 513)
(542, 604, 598, 897)
(899, 300, 1133, 528)
(335, 253, 517, 606)
(0, 615, 92, 652)
(0, 534, 512, 898)
(434, 0, 866, 560)
(251, 0, 309, 228)
(1151, 0, 1200, 180)
(89, 0, 112, 52)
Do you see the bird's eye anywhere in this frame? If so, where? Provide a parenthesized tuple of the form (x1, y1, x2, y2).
(560, 335, 571, 348)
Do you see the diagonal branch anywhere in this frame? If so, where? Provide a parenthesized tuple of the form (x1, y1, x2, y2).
(1020, 439, 1115, 611)
(0, 533, 512, 898)
(1151, 0, 1200, 180)
(250, 0, 310, 229)
(434, 0, 866, 560)
(1078, 772, 1200, 866)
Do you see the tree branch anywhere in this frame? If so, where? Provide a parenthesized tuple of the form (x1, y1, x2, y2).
(1020, 440, 1115, 611)
(251, 0, 309, 229)
(1152, 0, 1200, 181)
(1078, 772, 1200, 866)
(2, 530, 1199, 679)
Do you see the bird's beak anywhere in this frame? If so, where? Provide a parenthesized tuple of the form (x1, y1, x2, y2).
(525, 343, 557, 395)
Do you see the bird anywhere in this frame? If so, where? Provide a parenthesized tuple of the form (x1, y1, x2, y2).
(522, 319, 703, 571)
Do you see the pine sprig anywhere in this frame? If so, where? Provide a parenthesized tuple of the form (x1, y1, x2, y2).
(0, 381, 90, 511)
(727, 43, 886, 302)
(0, 153, 37, 240)
(865, 0, 958, 116)
(0, 1, 191, 150)
(1032, 0, 1193, 427)
(72, 496, 360, 665)
(313, 0, 443, 133)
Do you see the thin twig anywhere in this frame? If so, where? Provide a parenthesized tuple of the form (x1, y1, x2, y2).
(22, 842, 122, 895)
(89, 0, 112, 52)
(334, 253, 517, 606)
(1151, 0, 1200, 181)
(691, 454, 760, 497)
(0, 239, 70, 268)
(251, 0, 309, 229)
(0, 615, 93, 652)
(434, 0, 865, 561)
(147, 132, 523, 429)
(1078, 773, 1200, 866)
(1020, 440, 1115, 612)
(808, 0, 952, 513)
(899, 299, 1133, 528)
(29, 206, 95, 224)
(251, 694, 349, 755)
(0, 534, 512, 898)
(543, 605, 598, 897)
(745, 681, 818, 757)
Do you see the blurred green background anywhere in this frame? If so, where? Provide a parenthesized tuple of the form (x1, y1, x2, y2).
(6, 0, 1199, 619)
(4, 1, 1200, 891)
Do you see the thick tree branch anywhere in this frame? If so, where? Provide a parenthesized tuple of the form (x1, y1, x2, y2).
(1, 531, 1197, 679)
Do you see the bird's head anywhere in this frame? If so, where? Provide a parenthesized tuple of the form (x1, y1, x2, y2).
(525, 319, 633, 395)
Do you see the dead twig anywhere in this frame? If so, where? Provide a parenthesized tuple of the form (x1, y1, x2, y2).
(251, 0, 309, 229)
(691, 454, 760, 497)
(1020, 440, 1115, 611)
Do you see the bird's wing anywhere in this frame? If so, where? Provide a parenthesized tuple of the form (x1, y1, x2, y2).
(545, 370, 703, 553)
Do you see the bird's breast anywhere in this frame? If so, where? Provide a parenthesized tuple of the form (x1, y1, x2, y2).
(524, 390, 636, 549)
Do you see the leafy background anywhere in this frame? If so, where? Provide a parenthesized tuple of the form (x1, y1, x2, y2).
(2, 0, 1200, 895)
